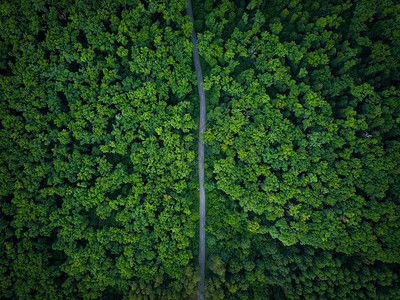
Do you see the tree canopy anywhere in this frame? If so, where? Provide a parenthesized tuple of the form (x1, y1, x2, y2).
(1, 0, 399, 299)
(1, 0, 199, 298)
(194, 0, 400, 298)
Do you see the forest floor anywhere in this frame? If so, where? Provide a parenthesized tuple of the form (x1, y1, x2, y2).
(187, 0, 206, 299)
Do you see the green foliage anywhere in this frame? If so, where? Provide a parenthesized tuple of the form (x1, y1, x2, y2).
(1, 0, 400, 298)
(196, 0, 400, 298)
(0, 0, 198, 298)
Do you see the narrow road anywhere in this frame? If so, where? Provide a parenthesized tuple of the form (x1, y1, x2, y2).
(186, 0, 206, 299)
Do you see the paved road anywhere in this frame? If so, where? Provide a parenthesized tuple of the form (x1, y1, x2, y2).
(186, 0, 206, 299)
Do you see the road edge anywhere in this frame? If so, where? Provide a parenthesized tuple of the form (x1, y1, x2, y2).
(186, 1, 206, 299)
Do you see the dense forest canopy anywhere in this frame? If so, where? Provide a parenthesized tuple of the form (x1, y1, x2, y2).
(1, 0, 399, 299)
(195, 0, 400, 298)
(0, 0, 199, 298)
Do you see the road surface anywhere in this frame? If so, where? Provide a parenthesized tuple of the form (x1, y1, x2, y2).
(186, 0, 206, 299)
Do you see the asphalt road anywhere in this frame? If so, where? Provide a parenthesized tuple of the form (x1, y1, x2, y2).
(186, 0, 206, 299)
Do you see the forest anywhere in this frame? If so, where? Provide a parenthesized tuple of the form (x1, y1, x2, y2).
(0, 0, 399, 299)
